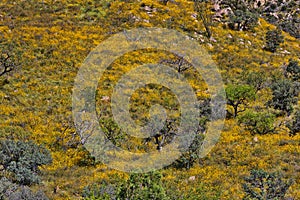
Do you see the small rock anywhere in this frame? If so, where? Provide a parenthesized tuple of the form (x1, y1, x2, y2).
(210, 37, 217, 43)
(144, 6, 152, 12)
(207, 43, 213, 48)
(282, 50, 291, 54)
(253, 137, 258, 142)
(101, 96, 110, 102)
(213, 4, 220, 11)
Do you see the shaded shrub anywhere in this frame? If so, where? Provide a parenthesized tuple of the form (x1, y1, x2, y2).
(0, 177, 19, 200)
(243, 169, 293, 200)
(82, 181, 117, 200)
(287, 109, 300, 136)
(0, 178, 48, 200)
(280, 20, 300, 39)
(268, 79, 298, 115)
(172, 133, 205, 169)
(264, 28, 284, 53)
(285, 59, 300, 81)
(0, 140, 52, 185)
(7, 186, 48, 200)
(228, 10, 259, 31)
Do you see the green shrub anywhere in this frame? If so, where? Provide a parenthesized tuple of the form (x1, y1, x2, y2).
(238, 110, 276, 135)
(0, 126, 30, 141)
(83, 171, 168, 200)
(117, 171, 168, 200)
(243, 71, 267, 92)
(0, 140, 52, 185)
(269, 79, 298, 115)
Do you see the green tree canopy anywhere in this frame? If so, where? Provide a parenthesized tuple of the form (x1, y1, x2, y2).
(226, 84, 256, 117)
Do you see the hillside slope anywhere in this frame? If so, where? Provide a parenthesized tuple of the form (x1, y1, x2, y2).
(0, 0, 299, 199)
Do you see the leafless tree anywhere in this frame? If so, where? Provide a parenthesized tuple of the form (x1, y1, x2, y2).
(144, 119, 178, 151)
(159, 55, 192, 74)
(0, 53, 15, 76)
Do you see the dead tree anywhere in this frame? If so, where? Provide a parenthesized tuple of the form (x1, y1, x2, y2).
(159, 55, 192, 74)
(144, 119, 178, 151)
(0, 53, 15, 76)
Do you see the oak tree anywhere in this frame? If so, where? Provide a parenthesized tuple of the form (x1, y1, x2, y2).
(226, 84, 256, 117)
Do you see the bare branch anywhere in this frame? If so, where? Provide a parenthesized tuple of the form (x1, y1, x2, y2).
(0, 54, 15, 76)
(159, 55, 192, 73)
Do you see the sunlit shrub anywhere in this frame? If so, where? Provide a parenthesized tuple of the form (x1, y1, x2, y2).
(238, 110, 276, 135)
